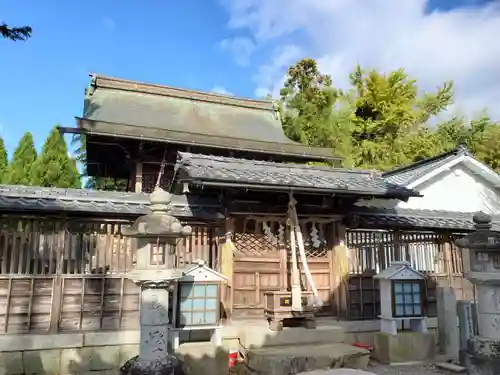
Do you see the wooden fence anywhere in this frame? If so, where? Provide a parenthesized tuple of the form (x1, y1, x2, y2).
(345, 229, 473, 320)
(0, 215, 216, 334)
(0, 214, 475, 333)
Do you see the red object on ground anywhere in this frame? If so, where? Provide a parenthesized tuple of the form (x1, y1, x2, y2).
(228, 349, 239, 368)
(351, 342, 373, 351)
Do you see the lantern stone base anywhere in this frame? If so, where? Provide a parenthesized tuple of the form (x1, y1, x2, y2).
(463, 336, 500, 375)
(120, 354, 185, 375)
(373, 332, 435, 365)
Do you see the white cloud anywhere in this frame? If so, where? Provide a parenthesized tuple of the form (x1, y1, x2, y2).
(211, 85, 234, 96)
(219, 37, 256, 66)
(221, 0, 500, 119)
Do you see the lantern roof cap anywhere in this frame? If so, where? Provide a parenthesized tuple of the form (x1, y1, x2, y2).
(122, 187, 192, 238)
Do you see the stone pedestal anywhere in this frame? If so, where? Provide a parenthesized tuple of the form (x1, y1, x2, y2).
(463, 337, 500, 375)
(373, 332, 435, 365)
(462, 284, 500, 375)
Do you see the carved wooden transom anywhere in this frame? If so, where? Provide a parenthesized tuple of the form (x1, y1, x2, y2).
(233, 216, 332, 258)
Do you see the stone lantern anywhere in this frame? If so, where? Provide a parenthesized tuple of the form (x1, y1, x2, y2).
(456, 212, 500, 375)
(120, 187, 192, 375)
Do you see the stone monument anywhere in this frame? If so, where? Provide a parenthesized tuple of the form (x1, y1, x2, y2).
(372, 261, 434, 364)
(456, 212, 500, 375)
(120, 187, 192, 375)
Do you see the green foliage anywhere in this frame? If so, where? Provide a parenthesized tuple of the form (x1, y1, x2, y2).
(0, 137, 8, 184)
(1, 23, 32, 41)
(31, 127, 81, 188)
(6, 132, 37, 185)
(278, 58, 500, 173)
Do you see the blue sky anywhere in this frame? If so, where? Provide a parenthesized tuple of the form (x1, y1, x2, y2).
(1, 0, 499, 159)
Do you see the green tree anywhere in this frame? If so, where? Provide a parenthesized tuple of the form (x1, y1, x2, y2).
(31, 127, 81, 188)
(0, 137, 8, 184)
(473, 123, 500, 173)
(279, 58, 353, 164)
(347, 65, 453, 170)
(1, 23, 32, 41)
(6, 132, 37, 185)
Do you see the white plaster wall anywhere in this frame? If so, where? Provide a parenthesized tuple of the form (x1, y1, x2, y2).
(358, 164, 500, 214)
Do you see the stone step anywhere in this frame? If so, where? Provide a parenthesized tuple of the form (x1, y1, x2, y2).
(239, 325, 346, 350)
(238, 343, 370, 375)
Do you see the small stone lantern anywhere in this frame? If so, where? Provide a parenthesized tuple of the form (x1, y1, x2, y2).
(373, 261, 435, 364)
(456, 212, 500, 374)
(120, 187, 192, 375)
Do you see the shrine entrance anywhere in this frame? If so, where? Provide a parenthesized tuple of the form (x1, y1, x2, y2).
(230, 215, 339, 319)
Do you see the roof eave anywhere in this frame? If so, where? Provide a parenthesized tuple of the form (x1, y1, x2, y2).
(76, 117, 341, 162)
(181, 177, 419, 200)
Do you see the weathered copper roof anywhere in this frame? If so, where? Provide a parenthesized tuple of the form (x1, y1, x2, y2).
(78, 74, 339, 161)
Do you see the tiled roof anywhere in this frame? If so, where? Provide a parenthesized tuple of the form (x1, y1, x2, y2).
(175, 152, 420, 199)
(383, 147, 468, 186)
(351, 206, 500, 231)
(78, 74, 338, 161)
(0, 185, 223, 219)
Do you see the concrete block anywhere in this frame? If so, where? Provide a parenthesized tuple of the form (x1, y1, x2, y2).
(0, 352, 23, 375)
(0, 334, 83, 352)
(84, 330, 139, 346)
(240, 325, 345, 349)
(373, 332, 435, 364)
(119, 344, 139, 366)
(244, 343, 369, 375)
(81, 346, 120, 371)
(176, 342, 227, 375)
(23, 349, 61, 375)
(60, 348, 88, 375)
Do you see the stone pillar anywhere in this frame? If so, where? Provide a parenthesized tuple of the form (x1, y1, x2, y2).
(436, 286, 459, 363)
(140, 287, 170, 361)
(120, 187, 192, 375)
(455, 212, 500, 375)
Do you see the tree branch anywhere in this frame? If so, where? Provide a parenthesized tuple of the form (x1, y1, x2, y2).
(0, 23, 32, 41)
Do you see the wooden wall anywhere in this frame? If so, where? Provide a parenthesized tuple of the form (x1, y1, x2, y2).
(229, 216, 337, 319)
(0, 215, 216, 334)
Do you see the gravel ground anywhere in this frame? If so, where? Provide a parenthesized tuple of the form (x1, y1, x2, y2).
(366, 361, 445, 375)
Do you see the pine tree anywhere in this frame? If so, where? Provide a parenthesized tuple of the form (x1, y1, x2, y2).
(6, 132, 37, 185)
(0, 137, 8, 184)
(31, 127, 81, 188)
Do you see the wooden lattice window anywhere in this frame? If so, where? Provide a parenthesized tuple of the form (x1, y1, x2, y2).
(392, 281, 424, 318)
(232, 217, 332, 258)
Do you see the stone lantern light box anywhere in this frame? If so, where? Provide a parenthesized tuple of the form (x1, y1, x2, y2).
(373, 261, 435, 365)
(374, 261, 427, 334)
(170, 260, 227, 350)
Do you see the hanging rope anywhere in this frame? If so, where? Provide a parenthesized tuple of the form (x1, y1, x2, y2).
(155, 147, 168, 189)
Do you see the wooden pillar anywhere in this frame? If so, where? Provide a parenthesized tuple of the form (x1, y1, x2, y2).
(331, 220, 349, 319)
(134, 162, 143, 193)
(50, 224, 65, 333)
(443, 232, 453, 288)
(220, 217, 235, 320)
